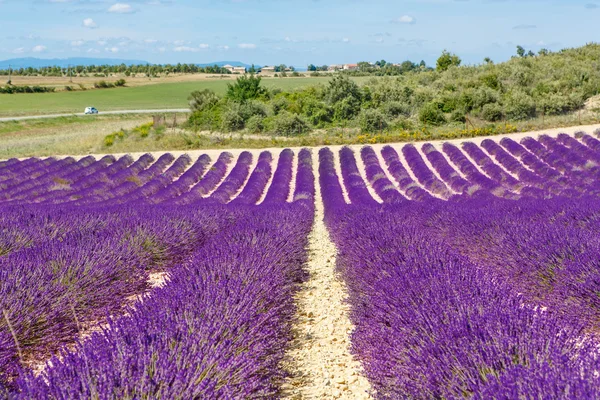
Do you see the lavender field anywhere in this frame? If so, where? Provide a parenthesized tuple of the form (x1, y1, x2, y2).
(1, 131, 600, 398)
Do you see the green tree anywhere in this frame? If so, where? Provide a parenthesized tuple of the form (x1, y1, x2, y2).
(516, 45, 526, 57)
(307, 64, 317, 72)
(225, 74, 267, 103)
(436, 50, 461, 72)
(188, 89, 220, 112)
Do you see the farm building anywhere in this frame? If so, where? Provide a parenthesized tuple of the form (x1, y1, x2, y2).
(223, 64, 246, 74)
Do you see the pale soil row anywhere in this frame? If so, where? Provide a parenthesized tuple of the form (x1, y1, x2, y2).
(372, 147, 410, 198)
(287, 149, 299, 202)
(280, 157, 373, 399)
(353, 148, 383, 204)
(415, 144, 459, 196)
(226, 152, 258, 203)
(331, 148, 352, 204)
(256, 150, 280, 204)
(478, 144, 522, 181)
(202, 152, 236, 198)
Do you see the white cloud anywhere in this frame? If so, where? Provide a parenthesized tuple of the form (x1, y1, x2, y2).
(105, 47, 119, 53)
(32, 45, 47, 52)
(198, 43, 209, 49)
(87, 48, 100, 54)
(218, 45, 230, 50)
(97, 40, 107, 45)
(391, 15, 416, 24)
(342, 37, 350, 43)
(174, 46, 198, 52)
(12, 47, 25, 54)
(71, 40, 85, 47)
(83, 18, 98, 29)
(108, 3, 134, 13)
(144, 39, 158, 44)
(238, 43, 256, 49)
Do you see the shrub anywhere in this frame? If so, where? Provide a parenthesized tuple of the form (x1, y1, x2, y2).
(333, 97, 361, 121)
(450, 110, 467, 123)
(104, 134, 115, 147)
(221, 106, 246, 132)
(418, 103, 447, 126)
(188, 89, 220, 112)
(504, 91, 536, 120)
(472, 87, 499, 110)
(225, 74, 267, 103)
(325, 75, 362, 104)
(188, 108, 222, 131)
(246, 115, 265, 133)
(302, 99, 332, 126)
(383, 101, 411, 118)
(271, 96, 290, 115)
(481, 103, 504, 121)
(268, 111, 310, 136)
(115, 79, 126, 87)
(359, 109, 388, 133)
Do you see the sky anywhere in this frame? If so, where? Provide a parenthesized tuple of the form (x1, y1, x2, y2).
(0, 0, 599, 68)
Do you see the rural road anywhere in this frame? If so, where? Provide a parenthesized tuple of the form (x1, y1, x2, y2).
(0, 109, 191, 122)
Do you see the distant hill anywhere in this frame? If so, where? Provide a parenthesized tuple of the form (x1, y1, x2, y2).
(196, 61, 260, 69)
(0, 57, 151, 69)
(0, 58, 265, 70)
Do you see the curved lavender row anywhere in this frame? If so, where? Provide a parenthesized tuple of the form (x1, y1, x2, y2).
(112, 155, 192, 205)
(0, 159, 34, 181)
(150, 154, 212, 204)
(461, 142, 526, 193)
(581, 134, 600, 153)
(325, 198, 600, 398)
(229, 151, 272, 205)
(0, 205, 227, 388)
(261, 149, 294, 204)
(0, 158, 67, 193)
(207, 151, 253, 204)
(0, 158, 56, 189)
(13, 205, 313, 399)
(60, 155, 115, 185)
(339, 147, 379, 206)
(480, 139, 554, 196)
(136, 153, 175, 184)
(292, 148, 315, 206)
(0, 158, 20, 171)
(402, 144, 453, 199)
(360, 146, 406, 204)
(520, 137, 581, 179)
(442, 143, 517, 199)
(0, 158, 42, 183)
(40, 156, 133, 205)
(82, 154, 175, 206)
(0, 157, 87, 202)
(69, 154, 156, 205)
(539, 135, 600, 186)
(518, 137, 598, 196)
(171, 152, 233, 205)
(422, 143, 471, 194)
(501, 138, 571, 187)
(380, 146, 432, 201)
(557, 133, 600, 164)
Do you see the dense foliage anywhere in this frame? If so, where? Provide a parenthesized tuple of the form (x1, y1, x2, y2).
(188, 44, 600, 136)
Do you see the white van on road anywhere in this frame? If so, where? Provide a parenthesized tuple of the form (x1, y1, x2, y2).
(84, 107, 99, 115)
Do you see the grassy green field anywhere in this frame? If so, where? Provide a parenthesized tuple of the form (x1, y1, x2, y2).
(0, 76, 368, 117)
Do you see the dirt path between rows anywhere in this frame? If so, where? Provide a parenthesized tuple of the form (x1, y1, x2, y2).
(280, 158, 372, 399)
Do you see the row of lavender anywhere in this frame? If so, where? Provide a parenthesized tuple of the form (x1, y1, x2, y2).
(4, 131, 600, 206)
(322, 139, 600, 398)
(361, 132, 600, 202)
(0, 149, 316, 398)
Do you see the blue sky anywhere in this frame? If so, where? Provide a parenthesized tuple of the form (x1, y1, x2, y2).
(0, 0, 598, 67)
